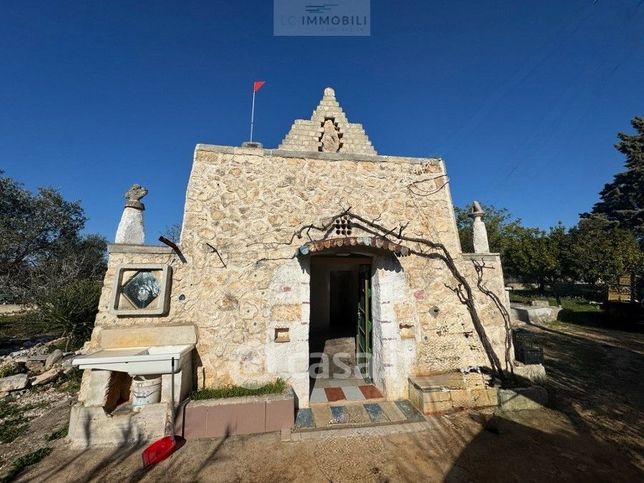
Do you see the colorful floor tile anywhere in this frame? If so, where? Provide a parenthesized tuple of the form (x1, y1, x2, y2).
(364, 403, 389, 423)
(294, 399, 425, 432)
(359, 384, 384, 399)
(295, 408, 315, 429)
(329, 406, 349, 424)
(394, 400, 425, 422)
(342, 386, 366, 401)
(309, 388, 327, 403)
(324, 387, 346, 402)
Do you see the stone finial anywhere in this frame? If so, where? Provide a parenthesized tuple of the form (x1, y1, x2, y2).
(469, 200, 484, 217)
(323, 87, 335, 98)
(115, 184, 147, 244)
(124, 184, 148, 210)
(468, 200, 490, 253)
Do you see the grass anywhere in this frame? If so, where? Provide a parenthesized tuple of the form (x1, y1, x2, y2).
(0, 312, 50, 341)
(192, 378, 287, 400)
(1, 447, 52, 483)
(0, 399, 30, 444)
(54, 368, 83, 394)
(46, 424, 68, 441)
(0, 363, 20, 378)
(0, 416, 29, 444)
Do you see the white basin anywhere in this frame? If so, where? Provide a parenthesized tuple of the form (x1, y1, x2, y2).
(72, 344, 193, 376)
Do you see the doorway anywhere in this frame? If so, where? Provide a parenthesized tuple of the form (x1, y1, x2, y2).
(309, 256, 377, 402)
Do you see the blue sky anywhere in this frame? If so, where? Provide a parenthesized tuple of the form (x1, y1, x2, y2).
(1, 0, 643, 241)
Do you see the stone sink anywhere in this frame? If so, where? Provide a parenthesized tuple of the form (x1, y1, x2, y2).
(72, 344, 194, 376)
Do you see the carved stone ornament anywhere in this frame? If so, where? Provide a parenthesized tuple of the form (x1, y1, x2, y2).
(320, 119, 340, 153)
(124, 184, 148, 210)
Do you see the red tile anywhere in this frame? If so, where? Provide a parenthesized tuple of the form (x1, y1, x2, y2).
(359, 385, 383, 399)
(324, 387, 346, 402)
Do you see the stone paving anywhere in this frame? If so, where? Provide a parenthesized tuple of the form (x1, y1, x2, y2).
(309, 383, 384, 403)
(294, 399, 424, 433)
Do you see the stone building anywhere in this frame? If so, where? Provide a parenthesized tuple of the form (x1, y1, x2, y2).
(70, 88, 515, 443)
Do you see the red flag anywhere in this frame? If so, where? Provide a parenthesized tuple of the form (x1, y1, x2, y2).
(253, 80, 265, 93)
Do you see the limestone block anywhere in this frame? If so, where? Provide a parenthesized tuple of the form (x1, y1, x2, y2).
(32, 368, 62, 386)
(450, 389, 471, 408)
(425, 400, 453, 414)
(0, 373, 28, 392)
(498, 386, 548, 411)
(270, 304, 301, 322)
(81, 370, 112, 407)
(68, 403, 167, 448)
(98, 325, 197, 349)
(513, 363, 547, 383)
(45, 349, 63, 370)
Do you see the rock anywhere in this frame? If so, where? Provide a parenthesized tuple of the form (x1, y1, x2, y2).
(514, 362, 547, 383)
(498, 386, 548, 411)
(45, 349, 64, 370)
(61, 355, 75, 368)
(25, 360, 45, 374)
(32, 368, 62, 386)
(0, 373, 29, 392)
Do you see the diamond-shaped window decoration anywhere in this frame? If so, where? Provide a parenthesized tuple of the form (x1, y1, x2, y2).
(122, 271, 161, 309)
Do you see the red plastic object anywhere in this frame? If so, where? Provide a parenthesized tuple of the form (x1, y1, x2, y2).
(142, 435, 176, 467)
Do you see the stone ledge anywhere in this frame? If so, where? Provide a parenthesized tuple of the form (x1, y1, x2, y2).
(194, 143, 442, 165)
(460, 253, 501, 261)
(107, 244, 174, 254)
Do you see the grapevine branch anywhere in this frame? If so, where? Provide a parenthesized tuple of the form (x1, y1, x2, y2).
(253, 208, 510, 381)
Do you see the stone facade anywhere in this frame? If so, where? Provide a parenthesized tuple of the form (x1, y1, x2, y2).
(89, 88, 514, 408)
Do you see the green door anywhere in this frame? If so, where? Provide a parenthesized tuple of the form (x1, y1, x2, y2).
(356, 264, 372, 382)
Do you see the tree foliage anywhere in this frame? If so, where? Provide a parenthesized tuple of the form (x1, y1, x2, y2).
(565, 215, 642, 287)
(503, 224, 568, 293)
(455, 204, 522, 254)
(590, 116, 644, 244)
(0, 172, 107, 303)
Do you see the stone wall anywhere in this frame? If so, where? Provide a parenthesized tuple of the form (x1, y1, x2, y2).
(92, 144, 513, 406)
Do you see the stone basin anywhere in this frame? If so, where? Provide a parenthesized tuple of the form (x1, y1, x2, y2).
(72, 344, 193, 376)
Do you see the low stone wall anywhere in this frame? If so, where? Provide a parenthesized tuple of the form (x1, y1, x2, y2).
(408, 373, 548, 415)
(511, 303, 561, 324)
(408, 373, 498, 414)
(175, 389, 295, 439)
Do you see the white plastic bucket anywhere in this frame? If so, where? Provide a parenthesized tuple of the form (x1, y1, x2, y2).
(131, 375, 162, 409)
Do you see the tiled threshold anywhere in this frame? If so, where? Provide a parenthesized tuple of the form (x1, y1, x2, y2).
(294, 399, 424, 433)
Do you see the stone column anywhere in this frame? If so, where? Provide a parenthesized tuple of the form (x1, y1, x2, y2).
(469, 201, 490, 253)
(115, 184, 148, 244)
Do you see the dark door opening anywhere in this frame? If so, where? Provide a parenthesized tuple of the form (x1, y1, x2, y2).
(309, 256, 372, 393)
(329, 270, 358, 338)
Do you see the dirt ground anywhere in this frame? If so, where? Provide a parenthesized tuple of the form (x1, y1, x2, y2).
(12, 319, 644, 482)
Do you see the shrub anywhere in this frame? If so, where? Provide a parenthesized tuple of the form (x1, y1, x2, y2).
(192, 378, 287, 400)
(37, 279, 101, 350)
(46, 424, 68, 441)
(2, 447, 52, 482)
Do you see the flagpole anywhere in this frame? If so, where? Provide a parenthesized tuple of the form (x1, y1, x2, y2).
(250, 88, 256, 142)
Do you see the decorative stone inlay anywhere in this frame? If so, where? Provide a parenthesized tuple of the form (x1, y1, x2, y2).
(299, 236, 410, 256)
(122, 271, 161, 309)
(109, 264, 172, 316)
(320, 119, 341, 153)
(333, 216, 353, 235)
